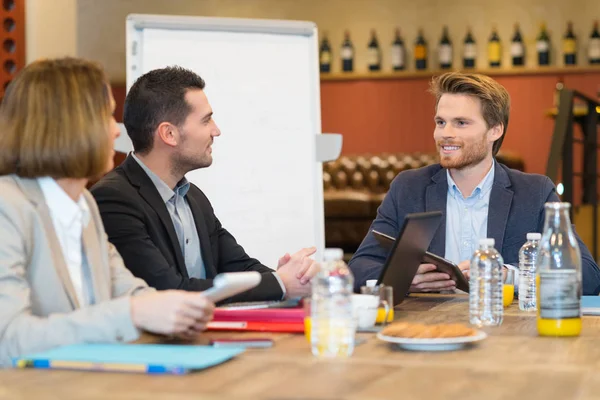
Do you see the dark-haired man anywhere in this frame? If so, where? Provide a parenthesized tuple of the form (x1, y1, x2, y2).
(348, 72, 600, 296)
(92, 66, 318, 302)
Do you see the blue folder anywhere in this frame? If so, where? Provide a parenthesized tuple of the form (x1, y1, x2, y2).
(13, 344, 244, 375)
(582, 296, 600, 316)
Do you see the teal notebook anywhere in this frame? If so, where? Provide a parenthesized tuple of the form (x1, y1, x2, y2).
(13, 344, 244, 375)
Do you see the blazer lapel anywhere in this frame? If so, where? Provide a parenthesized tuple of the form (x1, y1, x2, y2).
(426, 168, 448, 256)
(122, 155, 189, 278)
(81, 212, 105, 303)
(15, 177, 81, 309)
(186, 195, 218, 279)
(487, 163, 514, 252)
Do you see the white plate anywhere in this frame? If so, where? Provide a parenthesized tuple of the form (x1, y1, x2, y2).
(376, 329, 487, 352)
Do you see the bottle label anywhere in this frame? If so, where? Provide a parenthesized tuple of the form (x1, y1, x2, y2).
(368, 48, 380, 66)
(341, 47, 353, 60)
(563, 39, 576, 54)
(539, 270, 581, 319)
(414, 45, 427, 60)
(589, 38, 600, 59)
(463, 43, 476, 59)
(488, 42, 502, 62)
(536, 40, 550, 52)
(391, 45, 404, 67)
(510, 42, 524, 57)
(439, 44, 453, 64)
(320, 51, 331, 64)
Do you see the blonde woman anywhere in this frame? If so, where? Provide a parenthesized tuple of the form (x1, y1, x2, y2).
(0, 58, 214, 367)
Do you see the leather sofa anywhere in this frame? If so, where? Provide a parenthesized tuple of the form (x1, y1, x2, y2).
(323, 151, 525, 256)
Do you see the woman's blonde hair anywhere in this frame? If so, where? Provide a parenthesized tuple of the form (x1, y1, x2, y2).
(0, 57, 112, 178)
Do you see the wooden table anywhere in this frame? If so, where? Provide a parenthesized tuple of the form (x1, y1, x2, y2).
(2, 294, 600, 400)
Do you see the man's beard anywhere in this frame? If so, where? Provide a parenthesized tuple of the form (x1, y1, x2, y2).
(438, 135, 488, 170)
(171, 148, 213, 176)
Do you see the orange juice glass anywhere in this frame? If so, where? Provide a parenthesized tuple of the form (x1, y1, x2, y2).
(361, 284, 394, 324)
(502, 268, 516, 307)
(303, 298, 312, 343)
(304, 316, 312, 343)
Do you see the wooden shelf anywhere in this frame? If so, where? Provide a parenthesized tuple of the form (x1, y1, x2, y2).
(321, 65, 600, 82)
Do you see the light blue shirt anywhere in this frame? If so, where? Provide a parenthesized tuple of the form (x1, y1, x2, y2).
(132, 153, 206, 279)
(444, 164, 495, 265)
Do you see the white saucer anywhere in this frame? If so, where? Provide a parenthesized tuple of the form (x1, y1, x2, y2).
(376, 330, 487, 352)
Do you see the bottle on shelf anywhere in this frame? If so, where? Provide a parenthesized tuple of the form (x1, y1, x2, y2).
(414, 29, 428, 70)
(438, 26, 453, 69)
(537, 22, 551, 66)
(469, 238, 504, 327)
(536, 203, 582, 337)
(341, 30, 354, 73)
(311, 248, 355, 358)
(589, 21, 600, 64)
(488, 27, 502, 68)
(319, 33, 332, 73)
(391, 28, 405, 71)
(367, 29, 382, 72)
(563, 21, 577, 66)
(518, 232, 542, 312)
(511, 23, 525, 67)
(463, 27, 476, 69)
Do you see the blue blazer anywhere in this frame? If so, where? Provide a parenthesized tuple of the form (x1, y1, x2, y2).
(348, 161, 600, 295)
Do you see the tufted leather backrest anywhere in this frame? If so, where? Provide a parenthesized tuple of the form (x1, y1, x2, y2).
(323, 151, 524, 193)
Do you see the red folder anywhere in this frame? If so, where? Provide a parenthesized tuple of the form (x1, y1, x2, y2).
(213, 308, 305, 323)
(208, 307, 305, 332)
(207, 321, 304, 333)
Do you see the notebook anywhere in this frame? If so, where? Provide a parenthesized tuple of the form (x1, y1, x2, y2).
(13, 344, 244, 375)
(582, 296, 600, 316)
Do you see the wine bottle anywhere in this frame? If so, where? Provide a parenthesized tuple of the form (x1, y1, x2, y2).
(341, 30, 354, 72)
(511, 24, 525, 66)
(415, 29, 428, 70)
(563, 22, 577, 66)
(488, 27, 502, 67)
(439, 26, 453, 69)
(589, 21, 600, 64)
(463, 27, 476, 68)
(368, 29, 382, 71)
(537, 23, 551, 66)
(319, 33, 332, 73)
(391, 28, 405, 71)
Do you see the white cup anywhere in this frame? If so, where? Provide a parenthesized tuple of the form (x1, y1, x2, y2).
(352, 294, 379, 329)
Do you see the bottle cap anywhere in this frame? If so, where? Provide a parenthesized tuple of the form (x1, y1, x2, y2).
(323, 248, 344, 262)
(527, 232, 542, 240)
(366, 279, 378, 288)
(479, 238, 495, 247)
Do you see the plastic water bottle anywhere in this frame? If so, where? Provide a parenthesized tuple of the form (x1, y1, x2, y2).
(518, 232, 541, 311)
(469, 238, 504, 327)
(311, 248, 355, 358)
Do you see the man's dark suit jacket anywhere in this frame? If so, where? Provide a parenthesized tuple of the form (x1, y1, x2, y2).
(348, 161, 600, 296)
(90, 155, 284, 302)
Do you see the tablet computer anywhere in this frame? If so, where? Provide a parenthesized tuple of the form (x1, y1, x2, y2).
(421, 252, 470, 293)
(372, 226, 470, 293)
(202, 271, 262, 303)
(370, 211, 442, 305)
